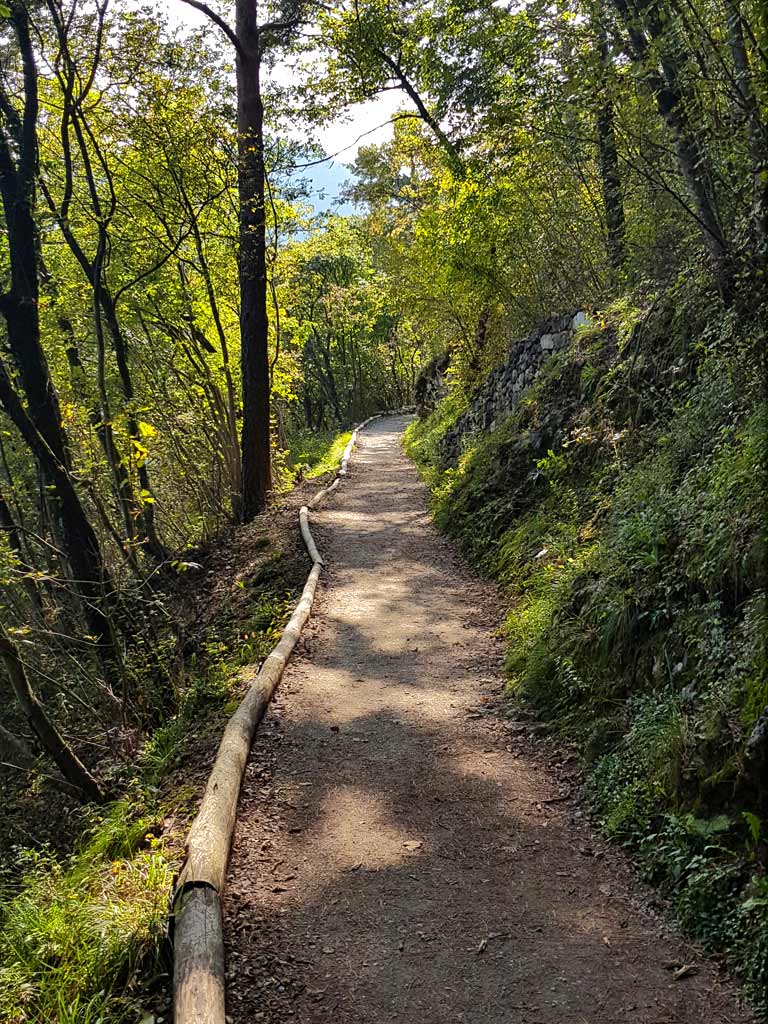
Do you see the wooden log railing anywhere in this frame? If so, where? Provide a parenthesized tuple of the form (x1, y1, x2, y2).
(172, 413, 386, 1024)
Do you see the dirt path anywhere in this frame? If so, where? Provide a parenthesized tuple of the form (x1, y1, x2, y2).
(223, 415, 752, 1024)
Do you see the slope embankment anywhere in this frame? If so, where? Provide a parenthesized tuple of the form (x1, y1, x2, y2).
(405, 294, 766, 1015)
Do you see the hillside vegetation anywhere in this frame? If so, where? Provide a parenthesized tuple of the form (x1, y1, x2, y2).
(406, 288, 767, 1006)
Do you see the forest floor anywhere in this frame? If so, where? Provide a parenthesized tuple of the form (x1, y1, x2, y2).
(222, 415, 754, 1024)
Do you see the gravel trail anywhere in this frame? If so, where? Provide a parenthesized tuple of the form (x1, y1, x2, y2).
(223, 415, 751, 1024)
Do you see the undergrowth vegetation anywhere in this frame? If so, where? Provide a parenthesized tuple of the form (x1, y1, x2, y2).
(0, 804, 172, 1024)
(284, 429, 354, 481)
(0, 535, 301, 1022)
(0, 415, 351, 1021)
(405, 288, 768, 1011)
(2, 0, 767, 1014)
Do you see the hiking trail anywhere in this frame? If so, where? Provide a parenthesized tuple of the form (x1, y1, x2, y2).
(223, 415, 751, 1024)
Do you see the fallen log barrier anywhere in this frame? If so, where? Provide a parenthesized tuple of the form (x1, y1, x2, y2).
(172, 414, 381, 1024)
(338, 414, 379, 477)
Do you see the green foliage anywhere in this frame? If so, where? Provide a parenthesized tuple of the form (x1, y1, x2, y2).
(408, 293, 767, 1008)
(0, 805, 172, 1024)
(624, 815, 768, 1014)
(403, 390, 466, 487)
(139, 665, 231, 784)
(0, 577, 292, 1020)
(588, 691, 688, 836)
(0, 0, 766, 1012)
(142, 589, 290, 783)
(286, 429, 353, 480)
(275, 216, 419, 433)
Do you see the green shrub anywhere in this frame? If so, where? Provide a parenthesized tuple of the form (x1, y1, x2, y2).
(0, 563, 295, 1021)
(588, 691, 688, 836)
(283, 427, 353, 482)
(403, 389, 466, 487)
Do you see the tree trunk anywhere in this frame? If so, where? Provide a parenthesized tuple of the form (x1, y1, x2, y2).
(318, 337, 344, 423)
(613, 0, 733, 299)
(181, 207, 242, 515)
(39, 0, 167, 561)
(594, 27, 626, 271)
(0, 487, 25, 563)
(0, 630, 104, 802)
(236, 0, 272, 522)
(63, 328, 141, 572)
(91, 270, 141, 554)
(374, 48, 463, 175)
(725, 0, 768, 273)
(0, 4, 116, 664)
(0, 356, 114, 653)
(468, 307, 491, 377)
(0, 485, 44, 611)
(99, 291, 167, 557)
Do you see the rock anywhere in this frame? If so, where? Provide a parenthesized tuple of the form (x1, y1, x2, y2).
(438, 313, 575, 467)
(552, 331, 570, 351)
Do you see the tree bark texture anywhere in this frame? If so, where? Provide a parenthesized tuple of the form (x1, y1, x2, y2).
(236, 0, 272, 522)
(613, 0, 733, 299)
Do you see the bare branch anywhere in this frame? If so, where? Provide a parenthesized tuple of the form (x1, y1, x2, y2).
(176, 0, 245, 57)
(283, 113, 421, 170)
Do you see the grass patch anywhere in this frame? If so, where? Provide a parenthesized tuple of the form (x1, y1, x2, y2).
(0, 803, 172, 1024)
(285, 428, 353, 480)
(0, 576, 295, 1023)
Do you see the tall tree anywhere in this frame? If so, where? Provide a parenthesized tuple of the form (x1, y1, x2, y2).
(320, 0, 465, 171)
(611, 0, 733, 299)
(591, 14, 626, 270)
(179, 0, 307, 520)
(0, 2, 115, 658)
(724, 0, 768, 274)
(42, 0, 168, 557)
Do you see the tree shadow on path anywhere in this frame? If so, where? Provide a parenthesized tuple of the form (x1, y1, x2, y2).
(223, 417, 753, 1024)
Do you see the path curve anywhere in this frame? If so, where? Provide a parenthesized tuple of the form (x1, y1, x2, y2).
(223, 415, 751, 1024)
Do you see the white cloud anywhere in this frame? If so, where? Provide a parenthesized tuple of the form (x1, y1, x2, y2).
(312, 92, 406, 161)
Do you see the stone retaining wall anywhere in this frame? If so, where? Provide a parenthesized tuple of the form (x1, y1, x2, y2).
(438, 311, 587, 466)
